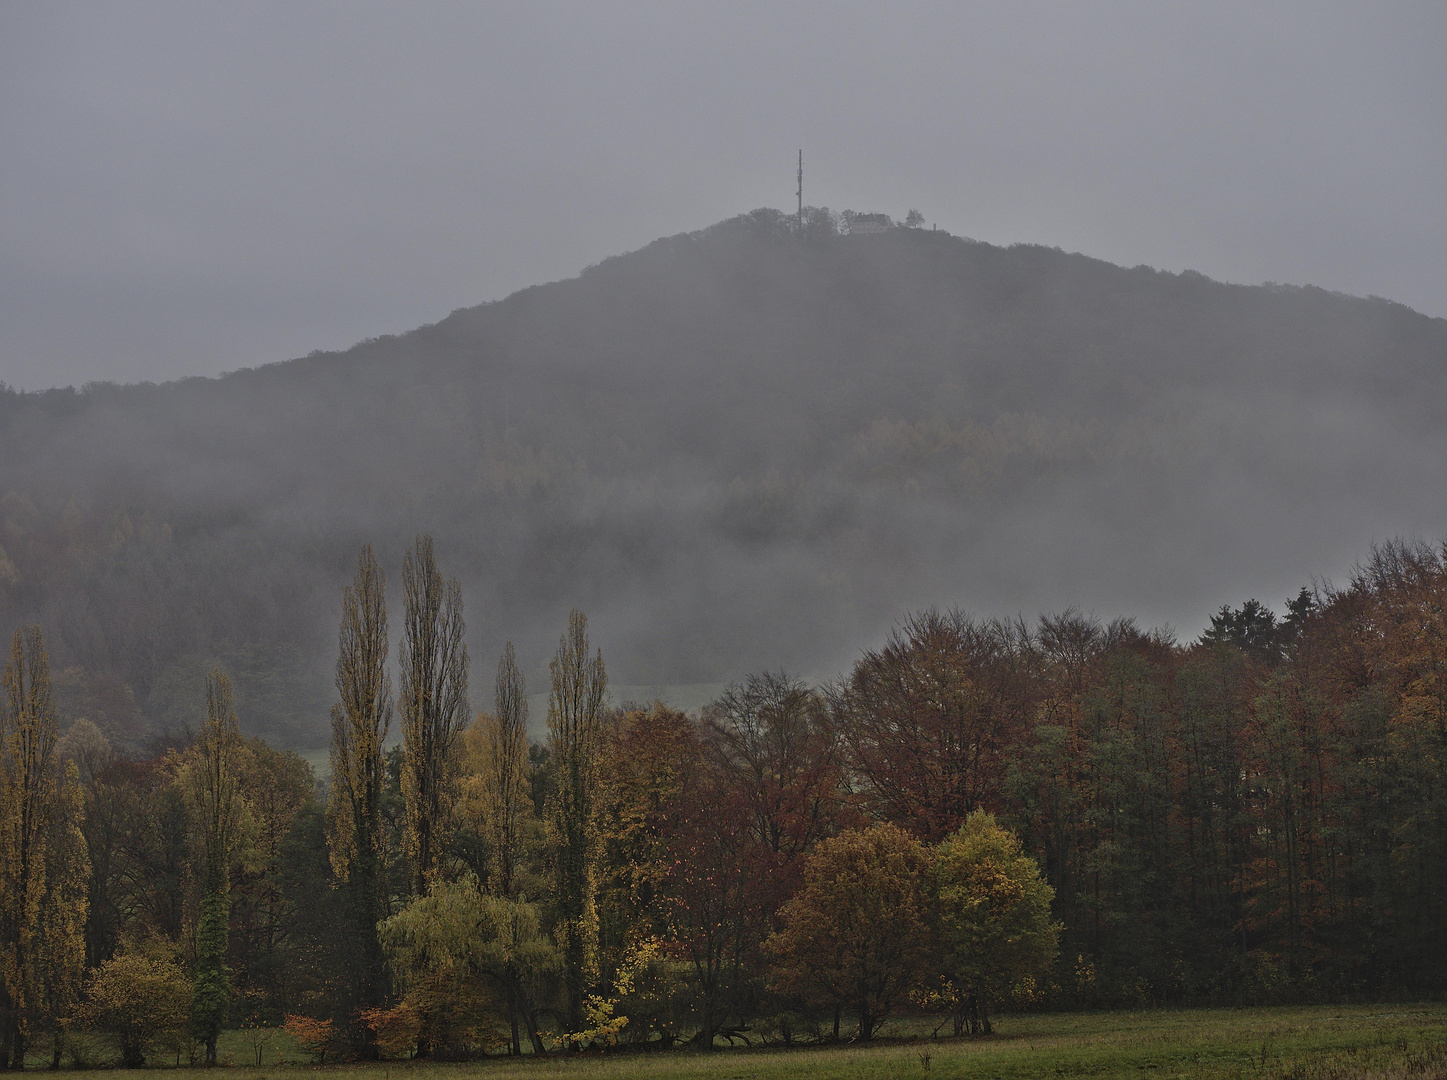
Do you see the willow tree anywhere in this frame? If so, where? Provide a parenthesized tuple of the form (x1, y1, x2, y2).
(186, 670, 242, 1067)
(0, 627, 88, 1070)
(545, 610, 609, 1034)
(327, 544, 393, 1017)
(399, 535, 469, 895)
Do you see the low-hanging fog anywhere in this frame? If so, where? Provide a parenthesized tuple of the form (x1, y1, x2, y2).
(3, 211, 1445, 747)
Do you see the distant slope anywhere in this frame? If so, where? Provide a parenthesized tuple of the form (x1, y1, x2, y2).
(3, 209, 1445, 746)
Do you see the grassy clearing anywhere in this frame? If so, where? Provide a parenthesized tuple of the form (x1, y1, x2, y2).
(38, 1003, 1447, 1079)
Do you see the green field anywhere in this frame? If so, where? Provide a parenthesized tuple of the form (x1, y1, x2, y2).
(39, 1003, 1447, 1079)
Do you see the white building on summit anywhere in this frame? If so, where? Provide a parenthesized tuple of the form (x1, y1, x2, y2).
(846, 212, 894, 235)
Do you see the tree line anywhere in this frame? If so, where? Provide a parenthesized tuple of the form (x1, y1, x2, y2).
(4, 534, 1447, 1065)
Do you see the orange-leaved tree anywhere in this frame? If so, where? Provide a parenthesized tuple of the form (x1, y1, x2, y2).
(764, 823, 932, 1041)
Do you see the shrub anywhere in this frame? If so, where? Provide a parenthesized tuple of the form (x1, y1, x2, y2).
(83, 947, 192, 1068)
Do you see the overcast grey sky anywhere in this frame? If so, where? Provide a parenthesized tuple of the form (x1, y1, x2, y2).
(2, 1, 1443, 391)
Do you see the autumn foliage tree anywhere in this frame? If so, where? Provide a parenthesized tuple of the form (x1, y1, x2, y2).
(399, 535, 470, 896)
(470, 643, 529, 899)
(0, 626, 88, 1070)
(326, 544, 393, 1021)
(765, 824, 933, 1041)
(932, 811, 1059, 1034)
(660, 746, 772, 1049)
(84, 944, 192, 1068)
(596, 703, 695, 955)
(832, 612, 1032, 842)
(705, 673, 848, 865)
(183, 670, 244, 1066)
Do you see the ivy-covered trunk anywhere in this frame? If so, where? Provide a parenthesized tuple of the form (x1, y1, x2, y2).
(192, 866, 229, 1066)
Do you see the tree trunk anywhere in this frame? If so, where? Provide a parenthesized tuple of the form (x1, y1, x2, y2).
(858, 998, 874, 1042)
(119, 1037, 144, 1069)
(524, 1010, 545, 1056)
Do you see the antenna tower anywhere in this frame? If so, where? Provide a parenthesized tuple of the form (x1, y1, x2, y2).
(796, 150, 803, 234)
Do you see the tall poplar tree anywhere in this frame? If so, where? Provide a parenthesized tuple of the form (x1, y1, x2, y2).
(481, 643, 527, 898)
(398, 535, 469, 895)
(545, 610, 608, 1034)
(0, 627, 87, 1070)
(188, 670, 242, 1067)
(327, 544, 393, 1019)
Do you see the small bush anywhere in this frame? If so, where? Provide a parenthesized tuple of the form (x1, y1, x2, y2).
(358, 1002, 421, 1060)
(282, 1014, 337, 1064)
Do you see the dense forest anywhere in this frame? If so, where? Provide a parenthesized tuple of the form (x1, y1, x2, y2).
(5, 529, 1447, 1065)
(2, 209, 1445, 748)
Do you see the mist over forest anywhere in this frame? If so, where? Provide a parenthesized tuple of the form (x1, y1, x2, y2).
(3, 208, 1445, 749)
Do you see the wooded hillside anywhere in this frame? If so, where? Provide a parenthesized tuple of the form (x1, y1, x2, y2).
(2, 209, 1444, 746)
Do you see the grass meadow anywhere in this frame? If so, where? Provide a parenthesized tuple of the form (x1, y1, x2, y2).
(38, 1003, 1447, 1079)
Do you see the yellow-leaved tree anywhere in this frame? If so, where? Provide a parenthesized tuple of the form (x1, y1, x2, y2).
(83, 942, 192, 1067)
(0, 626, 89, 1069)
(931, 810, 1059, 1035)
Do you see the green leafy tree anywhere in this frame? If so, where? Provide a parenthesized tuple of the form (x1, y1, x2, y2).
(379, 878, 557, 1057)
(764, 823, 932, 1041)
(183, 670, 243, 1066)
(933, 811, 1059, 1034)
(229, 739, 313, 1019)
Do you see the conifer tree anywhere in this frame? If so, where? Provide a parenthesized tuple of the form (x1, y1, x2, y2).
(327, 544, 393, 1017)
(187, 670, 242, 1067)
(398, 535, 469, 895)
(0, 626, 87, 1070)
(545, 610, 609, 1035)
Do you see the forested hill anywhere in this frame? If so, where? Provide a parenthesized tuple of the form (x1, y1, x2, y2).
(3, 208, 1445, 747)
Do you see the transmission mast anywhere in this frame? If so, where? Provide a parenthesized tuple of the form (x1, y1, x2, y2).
(797, 150, 803, 234)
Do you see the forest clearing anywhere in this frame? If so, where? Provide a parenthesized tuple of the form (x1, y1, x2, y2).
(23, 1004, 1447, 1079)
